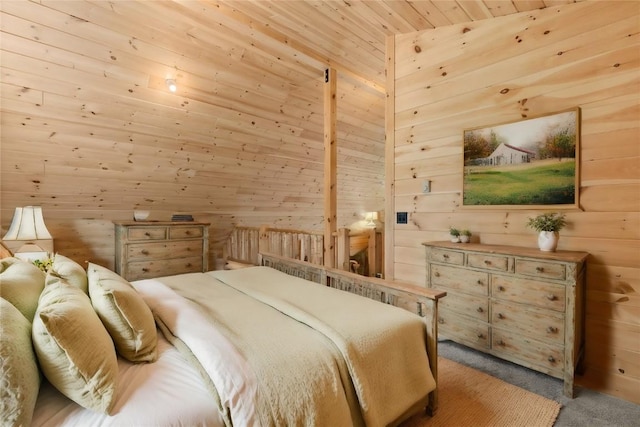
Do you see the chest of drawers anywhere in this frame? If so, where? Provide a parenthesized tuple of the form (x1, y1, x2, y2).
(114, 221, 209, 281)
(424, 241, 588, 397)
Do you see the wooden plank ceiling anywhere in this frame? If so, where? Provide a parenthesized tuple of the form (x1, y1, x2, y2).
(1, 0, 579, 250)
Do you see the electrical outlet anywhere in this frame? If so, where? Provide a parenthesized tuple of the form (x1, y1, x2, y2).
(396, 212, 408, 224)
(422, 180, 431, 193)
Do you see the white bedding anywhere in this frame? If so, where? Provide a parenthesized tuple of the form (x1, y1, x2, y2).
(31, 330, 224, 427)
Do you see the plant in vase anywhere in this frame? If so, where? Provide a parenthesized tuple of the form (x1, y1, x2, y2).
(526, 212, 567, 252)
(449, 227, 461, 243)
(460, 229, 472, 243)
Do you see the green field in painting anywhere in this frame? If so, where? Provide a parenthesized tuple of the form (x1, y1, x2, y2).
(463, 161, 575, 205)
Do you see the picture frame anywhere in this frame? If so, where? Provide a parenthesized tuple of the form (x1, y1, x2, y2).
(462, 108, 581, 210)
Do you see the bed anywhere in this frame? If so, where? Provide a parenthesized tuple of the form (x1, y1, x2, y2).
(0, 252, 445, 427)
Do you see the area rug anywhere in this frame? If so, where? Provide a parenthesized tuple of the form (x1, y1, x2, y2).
(401, 357, 561, 427)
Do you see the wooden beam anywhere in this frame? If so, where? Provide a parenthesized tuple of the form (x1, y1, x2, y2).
(324, 68, 337, 268)
(385, 36, 396, 278)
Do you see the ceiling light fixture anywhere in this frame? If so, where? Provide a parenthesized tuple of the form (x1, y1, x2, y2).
(166, 78, 177, 92)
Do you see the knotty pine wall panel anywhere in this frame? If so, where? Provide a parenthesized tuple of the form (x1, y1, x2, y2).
(1, 1, 385, 269)
(391, 1, 639, 403)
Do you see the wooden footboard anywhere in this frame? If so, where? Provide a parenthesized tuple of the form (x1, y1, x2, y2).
(259, 252, 446, 417)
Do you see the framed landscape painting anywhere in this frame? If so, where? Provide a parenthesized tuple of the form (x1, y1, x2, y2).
(462, 108, 580, 209)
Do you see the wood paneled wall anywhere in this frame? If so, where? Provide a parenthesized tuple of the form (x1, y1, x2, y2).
(0, 1, 385, 268)
(389, 1, 639, 403)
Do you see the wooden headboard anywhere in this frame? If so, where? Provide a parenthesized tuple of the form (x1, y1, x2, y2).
(259, 252, 446, 416)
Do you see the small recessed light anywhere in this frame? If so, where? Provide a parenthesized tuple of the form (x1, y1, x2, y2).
(166, 79, 177, 92)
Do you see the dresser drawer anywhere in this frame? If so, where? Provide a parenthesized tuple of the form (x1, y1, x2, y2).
(515, 259, 566, 280)
(467, 253, 509, 272)
(125, 256, 204, 281)
(431, 264, 488, 296)
(428, 248, 464, 265)
(127, 240, 203, 262)
(492, 329, 564, 378)
(128, 227, 167, 241)
(491, 275, 566, 312)
(169, 226, 204, 240)
(438, 308, 490, 349)
(492, 300, 564, 344)
(437, 289, 489, 321)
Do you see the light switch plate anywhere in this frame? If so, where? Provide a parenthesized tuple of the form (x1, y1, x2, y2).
(422, 180, 431, 193)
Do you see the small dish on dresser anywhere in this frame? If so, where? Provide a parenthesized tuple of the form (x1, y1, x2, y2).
(133, 210, 150, 221)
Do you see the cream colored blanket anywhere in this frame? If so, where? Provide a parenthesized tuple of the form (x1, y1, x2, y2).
(210, 267, 436, 427)
(134, 273, 362, 427)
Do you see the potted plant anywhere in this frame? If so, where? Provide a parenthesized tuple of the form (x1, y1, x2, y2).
(526, 212, 567, 252)
(460, 229, 472, 243)
(449, 227, 461, 243)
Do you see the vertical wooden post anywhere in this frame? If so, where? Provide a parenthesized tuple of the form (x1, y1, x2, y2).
(384, 36, 395, 278)
(336, 228, 350, 271)
(324, 68, 337, 268)
(367, 227, 377, 277)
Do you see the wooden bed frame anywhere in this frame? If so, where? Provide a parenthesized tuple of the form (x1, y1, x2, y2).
(259, 252, 447, 417)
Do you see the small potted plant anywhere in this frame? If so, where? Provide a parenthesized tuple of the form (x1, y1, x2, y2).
(449, 227, 461, 243)
(526, 212, 567, 252)
(460, 229, 472, 243)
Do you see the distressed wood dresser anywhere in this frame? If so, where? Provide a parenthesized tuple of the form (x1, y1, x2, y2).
(114, 221, 209, 281)
(423, 241, 588, 397)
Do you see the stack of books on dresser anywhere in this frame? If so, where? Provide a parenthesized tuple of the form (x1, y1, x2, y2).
(171, 214, 194, 222)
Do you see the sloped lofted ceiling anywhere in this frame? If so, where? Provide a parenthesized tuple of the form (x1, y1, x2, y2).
(0, 0, 578, 259)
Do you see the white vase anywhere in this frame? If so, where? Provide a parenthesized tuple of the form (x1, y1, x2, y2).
(459, 235, 470, 243)
(538, 231, 559, 252)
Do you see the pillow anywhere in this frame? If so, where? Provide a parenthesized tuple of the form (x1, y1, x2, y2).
(49, 253, 88, 294)
(88, 263, 158, 363)
(32, 276, 118, 414)
(0, 298, 41, 427)
(0, 257, 45, 321)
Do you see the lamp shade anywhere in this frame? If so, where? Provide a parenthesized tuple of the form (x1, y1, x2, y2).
(365, 211, 378, 227)
(2, 206, 54, 257)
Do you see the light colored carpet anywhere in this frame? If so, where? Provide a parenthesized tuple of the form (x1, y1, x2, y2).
(402, 357, 561, 427)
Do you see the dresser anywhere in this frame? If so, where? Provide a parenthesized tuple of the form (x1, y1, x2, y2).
(114, 221, 209, 281)
(423, 241, 588, 397)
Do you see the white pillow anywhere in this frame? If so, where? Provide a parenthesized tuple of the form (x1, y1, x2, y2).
(88, 263, 158, 363)
(0, 298, 41, 427)
(32, 276, 118, 414)
(50, 253, 88, 294)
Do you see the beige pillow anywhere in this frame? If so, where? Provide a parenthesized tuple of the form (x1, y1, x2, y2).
(0, 298, 41, 427)
(32, 276, 118, 414)
(49, 253, 88, 294)
(88, 263, 158, 363)
(0, 257, 45, 322)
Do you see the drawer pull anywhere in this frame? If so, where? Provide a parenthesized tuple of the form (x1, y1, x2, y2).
(141, 250, 149, 255)
(536, 267, 545, 272)
(546, 294, 557, 301)
(477, 333, 484, 339)
(443, 254, 449, 259)
(434, 272, 440, 277)
(476, 279, 483, 285)
(438, 317, 445, 324)
(547, 326, 558, 334)
(476, 307, 484, 313)
(548, 356, 556, 363)
(498, 285, 505, 292)
(144, 232, 151, 237)
(142, 268, 149, 273)
(497, 340, 505, 346)
(497, 313, 505, 319)
(186, 263, 192, 268)
(484, 260, 492, 265)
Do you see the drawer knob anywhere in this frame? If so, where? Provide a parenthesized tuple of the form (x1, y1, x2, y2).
(536, 267, 545, 272)
(434, 272, 440, 277)
(186, 263, 192, 267)
(547, 326, 558, 334)
(438, 317, 444, 324)
(548, 356, 556, 363)
(476, 279, 483, 285)
(443, 254, 449, 259)
(185, 230, 192, 235)
(498, 285, 505, 292)
(497, 313, 505, 319)
(546, 294, 557, 301)
(484, 260, 492, 265)
(144, 232, 151, 237)
(476, 307, 484, 313)
(477, 333, 484, 339)
(141, 250, 149, 255)
(497, 340, 505, 346)
(142, 268, 149, 272)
